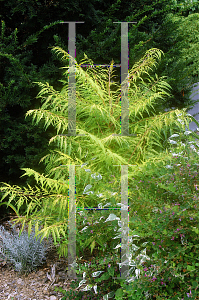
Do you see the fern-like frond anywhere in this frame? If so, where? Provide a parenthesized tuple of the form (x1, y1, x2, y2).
(20, 168, 68, 194)
(0, 46, 195, 260)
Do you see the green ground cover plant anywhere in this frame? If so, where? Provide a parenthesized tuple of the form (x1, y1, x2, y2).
(54, 130, 199, 299)
(0, 46, 198, 299)
(116, 132, 199, 299)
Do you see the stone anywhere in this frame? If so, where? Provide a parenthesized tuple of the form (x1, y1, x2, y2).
(49, 296, 57, 300)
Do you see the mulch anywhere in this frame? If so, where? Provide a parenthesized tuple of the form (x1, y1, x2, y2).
(0, 213, 117, 299)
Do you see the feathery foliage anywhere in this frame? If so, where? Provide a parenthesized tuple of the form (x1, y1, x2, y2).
(1, 0, 199, 191)
(0, 46, 195, 258)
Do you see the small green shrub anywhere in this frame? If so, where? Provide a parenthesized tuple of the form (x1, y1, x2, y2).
(63, 130, 199, 299)
(54, 281, 112, 299)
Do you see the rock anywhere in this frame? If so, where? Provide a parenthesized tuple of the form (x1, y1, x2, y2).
(16, 278, 24, 285)
(49, 296, 57, 300)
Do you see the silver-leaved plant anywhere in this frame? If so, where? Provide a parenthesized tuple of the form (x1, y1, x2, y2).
(0, 222, 48, 275)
